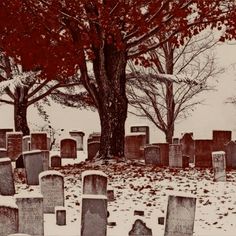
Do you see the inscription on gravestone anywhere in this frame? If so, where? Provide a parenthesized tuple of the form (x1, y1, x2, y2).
(169, 144, 182, 168)
(144, 145, 161, 165)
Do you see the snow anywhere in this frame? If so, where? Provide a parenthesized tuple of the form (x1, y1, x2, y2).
(6, 131, 22, 135)
(39, 170, 64, 179)
(126, 132, 146, 136)
(55, 206, 66, 211)
(212, 151, 226, 155)
(0, 196, 18, 208)
(22, 149, 42, 155)
(0, 157, 11, 163)
(81, 194, 107, 200)
(0, 148, 7, 151)
(59, 136, 77, 142)
(15, 190, 43, 199)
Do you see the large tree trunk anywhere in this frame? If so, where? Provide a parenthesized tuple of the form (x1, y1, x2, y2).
(14, 87, 30, 136)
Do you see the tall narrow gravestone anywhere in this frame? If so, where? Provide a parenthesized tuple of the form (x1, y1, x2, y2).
(169, 144, 183, 168)
(225, 141, 236, 169)
(155, 143, 169, 166)
(30, 132, 48, 151)
(16, 193, 44, 236)
(0, 197, 18, 236)
(6, 132, 23, 161)
(164, 195, 196, 236)
(0, 128, 13, 148)
(144, 145, 161, 165)
(212, 151, 226, 182)
(39, 171, 64, 213)
(129, 219, 152, 236)
(195, 140, 213, 168)
(0, 158, 15, 195)
(69, 131, 85, 150)
(41, 150, 49, 171)
(60, 138, 77, 159)
(212, 130, 231, 152)
(87, 141, 100, 161)
(180, 133, 195, 163)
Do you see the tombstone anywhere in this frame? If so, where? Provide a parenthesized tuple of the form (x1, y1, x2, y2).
(169, 144, 183, 168)
(55, 206, 66, 226)
(154, 143, 169, 166)
(82, 170, 108, 195)
(16, 193, 44, 236)
(39, 170, 64, 213)
(81, 195, 107, 236)
(30, 132, 48, 151)
(0, 196, 18, 236)
(164, 195, 196, 236)
(0, 158, 15, 195)
(144, 145, 161, 165)
(129, 219, 152, 236)
(50, 155, 61, 168)
(87, 141, 100, 161)
(107, 188, 115, 202)
(130, 126, 150, 144)
(212, 151, 226, 182)
(16, 155, 24, 168)
(180, 133, 195, 163)
(212, 130, 232, 152)
(60, 138, 77, 159)
(6, 132, 23, 161)
(69, 130, 85, 150)
(88, 132, 101, 143)
(41, 150, 49, 170)
(0, 128, 13, 148)
(172, 138, 180, 144)
(125, 134, 146, 160)
(23, 150, 44, 185)
(0, 148, 7, 158)
(225, 141, 236, 169)
(195, 140, 213, 168)
(22, 136, 31, 152)
(47, 137, 51, 150)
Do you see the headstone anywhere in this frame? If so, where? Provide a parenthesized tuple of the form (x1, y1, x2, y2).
(30, 132, 48, 151)
(82, 170, 107, 195)
(6, 132, 23, 161)
(225, 141, 236, 169)
(88, 132, 101, 142)
(0, 128, 13, 148)
(195, 140, 213, 168)
(69, 130, 85, 150)
(107, 188, 115, 202)
(81, 195, 107, 236)
(130, 126, 150, 144)
(60, 138, 77, 159)
(144, 145, 161, 165)
(23, 150, 44, 185)
(39, 170, 64, 213)
(47, 137, 51, 150)
(0, 158, 15, 195)
(212, 151, 226, 182)
(172, 138, 180, 144)
(55, 206, 66, 226)
(16, 155, 24, 168)
(134, 210, 144, 216)
(87, 141, 100, 160)
(41, 150, 49, 170)
(0, 148, 7, 158)
(155, 143, 169, 166)
(212, 130, 231, 152)
(22, 136, 30, 152)
(0, 196, 18, 236)
(169, 144, 183, 168)
(180, 133, 195, 163)
(125, 134, 146, 160)
(50, 155, 61, 168)
(164, 195, 196, 236)
(129, 219, 152, 236)
(16, 193, 44, 236)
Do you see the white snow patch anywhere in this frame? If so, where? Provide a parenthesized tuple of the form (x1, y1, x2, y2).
(82, 194, 107, 200)
(39, 170, 64, 179)
(22, 149, 42, 155)
(0, 196, 18, 208)
(0, 157, 11, 163)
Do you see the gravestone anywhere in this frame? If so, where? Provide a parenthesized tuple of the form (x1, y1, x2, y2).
(39, 170, 64, 213)
(82, 170, 107, 195)
(30, 132, 48, 151)
(81, 195, 107, 236)
(195, 140, 213, 168)
(0, 148, 7, 158)
(16, 193, 44, 236)
(0, 196, 18, 236)
(55, 206, 66, 226)
(22, 136, 30, 152)
(212, 151, 226, 182)
(169, 144, 183, 168)
(130, 126, 150, 144)
(6, 132, 23, 161)
(154, 143, 169, 166)
(41, 150, 49, 170)
(172, 138, 180, 144)
(107, 188, 115, 202)
(87, 141, 100, 160)
(50, 155, 61, 168)
(129, 219, 152, 236)
(88, 132, 101, 143)
(212, 130, 231, 152)
(180, 133, 195, 163)
(225, 141, 236, 169)
(0, 128, 13, 148)
(125, 134, 146, 160)
(144, 145, 161, 165)
(69, 131, 85, 150)
(164, 195, 196, 236)
(47, 137, 51, 150)
(60, 138, 77, 159)
(23, 150, 44, 185)
(0, 158, 15, 195)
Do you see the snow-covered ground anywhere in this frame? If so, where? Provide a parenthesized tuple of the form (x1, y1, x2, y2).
(14, 151, 236, 236)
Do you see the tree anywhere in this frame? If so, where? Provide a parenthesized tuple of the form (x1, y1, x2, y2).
(0, 0, 235, 159)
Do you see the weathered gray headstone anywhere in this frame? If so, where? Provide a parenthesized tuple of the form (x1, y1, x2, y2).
(50, 155, 61, 168)
(195, 140, 213, 168)
(6, 132, 23, 161)
(169, 144, 182, 168)
(47, 137, 51, 150)
(23, 150, 44, 185)
(55, 206, 66, 226)
(180, 133, 195, 163)
(129, 219, 152, 236)
(82, 170, 108, 195)
(22, 136, 31, 152)
(0, 148, 7, 158)
(212, 151, 226, 182)
(212, 130, 231, 152)
(60, 138, 77, 159)
(0, 128, 13, 148)
(30, 132, 48, 151)
(130, 126, 150, 144)
(0, 197, 18, 236)
(69, 130, 85, 150)
(16, 193, 44, 236)
(144, 145, 161, 165)
(164, 195, 196, 236)
(41, 150, 49, 171)
(87, 141, 100, 160)
(225, 141, 236, 169)
(39, 170, 64, 213)
(0, 158, 15, 195)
